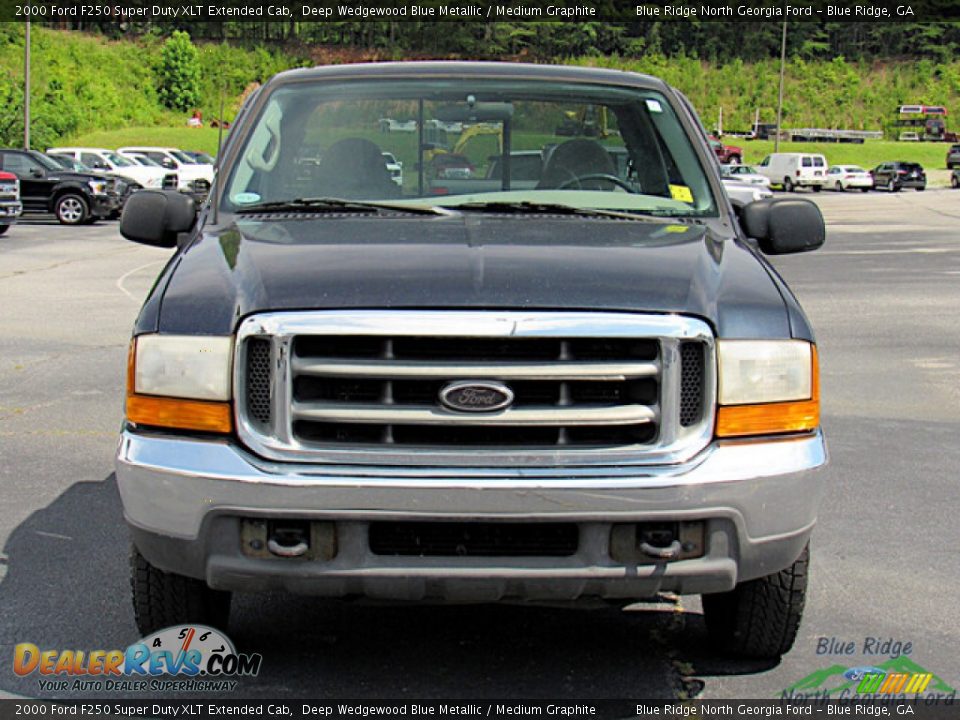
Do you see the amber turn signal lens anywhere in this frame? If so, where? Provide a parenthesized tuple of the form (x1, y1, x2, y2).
(125, 339, 233, 433)
(125, 394, 233, 433)
(715, 346, 819, 438)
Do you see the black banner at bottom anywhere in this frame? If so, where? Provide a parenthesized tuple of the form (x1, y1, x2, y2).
(0, 699, 959, 720)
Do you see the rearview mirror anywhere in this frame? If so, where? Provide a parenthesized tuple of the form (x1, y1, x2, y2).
(120, 190, 196, 248)
(435, 102, 514, 123)
(741, 198, 825, 255)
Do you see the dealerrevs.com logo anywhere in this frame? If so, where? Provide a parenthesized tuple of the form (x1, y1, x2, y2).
(13, 625, 262, 693)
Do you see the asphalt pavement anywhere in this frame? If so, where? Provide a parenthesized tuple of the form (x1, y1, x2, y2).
(0, 190, 957, 701)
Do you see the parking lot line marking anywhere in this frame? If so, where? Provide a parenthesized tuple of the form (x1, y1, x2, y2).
(116, 260, 164, 304)
(34, 530, 72, 541)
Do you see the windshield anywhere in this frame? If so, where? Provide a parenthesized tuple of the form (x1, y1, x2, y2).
(172, 150, 199, 164)
(222, 78, 717, 218)
(107, 152, 134, 167)
(132, 155, 161, 167)
(31, 152, 67, 172)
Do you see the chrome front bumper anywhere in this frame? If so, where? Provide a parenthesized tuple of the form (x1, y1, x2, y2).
(116, 430, 827, 599)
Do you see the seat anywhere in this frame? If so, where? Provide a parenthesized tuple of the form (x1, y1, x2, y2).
(538, 139, 616, 190)
(313, 138, 400, 200)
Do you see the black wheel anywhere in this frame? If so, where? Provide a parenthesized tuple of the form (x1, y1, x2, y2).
(54, 193, 89, 225)
(860, 187, 870, 193)
(728, 155, 741, 165)
(0, 224, 9, 236)
(812, 184, 822, 193)
(783, 177, 794, 192)
(916, 186, 926, 192)
(834, 181, 844, 192)
(702, 544, 809, 659)
(952, 175, 959, 189)
(130, 546, 231, 636)
(886, 179, 899, 193)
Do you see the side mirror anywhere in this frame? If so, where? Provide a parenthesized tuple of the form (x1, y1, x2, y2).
(741, 198, 825, 255)
(120, 190, 196, 248)
(30, 167, 44, 178)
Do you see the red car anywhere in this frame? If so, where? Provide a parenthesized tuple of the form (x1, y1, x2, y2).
(431, 153, 475, 180)
(0, 170, 22, 236)
(709, 136, 743, 165)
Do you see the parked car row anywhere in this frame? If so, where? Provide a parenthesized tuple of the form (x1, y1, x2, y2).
(0, 145, 215, 225)
(736, 153, 928, 194)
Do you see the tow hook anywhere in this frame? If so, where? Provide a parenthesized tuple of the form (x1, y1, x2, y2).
(267, 524, 310, 557)
(639, 539, 683, 561)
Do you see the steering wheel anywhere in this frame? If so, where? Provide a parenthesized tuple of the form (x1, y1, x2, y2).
(557, 173, 635, 193)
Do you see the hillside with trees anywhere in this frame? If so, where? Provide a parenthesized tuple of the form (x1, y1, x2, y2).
(3, 22, 960, 147)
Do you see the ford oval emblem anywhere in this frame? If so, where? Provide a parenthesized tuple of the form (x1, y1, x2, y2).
(439, 381, 514, 413)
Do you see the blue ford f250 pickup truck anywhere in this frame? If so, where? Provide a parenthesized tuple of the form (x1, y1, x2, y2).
(117, 62, 827, 659)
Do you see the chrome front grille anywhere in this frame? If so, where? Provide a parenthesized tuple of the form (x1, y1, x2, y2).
(236, 311, 715, 468)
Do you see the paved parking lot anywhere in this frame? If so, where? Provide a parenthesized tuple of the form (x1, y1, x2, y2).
(1, 190, 958, 700)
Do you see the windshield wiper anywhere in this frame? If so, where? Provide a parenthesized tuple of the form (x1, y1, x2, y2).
(453, 201, 667, 221)
(235, 197, 448, 216)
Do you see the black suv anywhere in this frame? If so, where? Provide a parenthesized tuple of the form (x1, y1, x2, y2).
(0, 149, 122, 224)
(946, 144, 960, 169)
(870, 162, 926, 192)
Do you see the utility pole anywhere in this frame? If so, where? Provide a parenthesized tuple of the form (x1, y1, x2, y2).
(775, 19, 787, 152)
(24, 21, 30, 149)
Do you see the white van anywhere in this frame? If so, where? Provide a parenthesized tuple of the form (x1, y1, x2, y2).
(757, 153, 828, 192)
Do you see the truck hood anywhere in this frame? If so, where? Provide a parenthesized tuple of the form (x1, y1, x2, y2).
(154, 213, 791, 338)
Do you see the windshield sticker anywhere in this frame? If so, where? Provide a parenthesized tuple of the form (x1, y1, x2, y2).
(669, 185, 694, 203)
(233, 192, 261, 205)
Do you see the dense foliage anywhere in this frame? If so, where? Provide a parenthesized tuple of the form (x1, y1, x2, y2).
(46, 20, 960, 64)
(3, 23, 960, 148)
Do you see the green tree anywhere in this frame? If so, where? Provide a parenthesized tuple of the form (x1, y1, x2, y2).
(157, 30, 202, 112)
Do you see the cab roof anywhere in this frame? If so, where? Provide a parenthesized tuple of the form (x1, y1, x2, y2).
(269, 61, 670, 93)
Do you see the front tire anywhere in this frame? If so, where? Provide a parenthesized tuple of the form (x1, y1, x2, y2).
(727, 155, 741, 165)
(55, 194, 89, 225)
(952, 175, 959, 189)
(887, 179, 899, 193)
(835, 181, 845, 192)
(130, 547, 231, 636)
(783, 177, 794, 193)
(0, 224, 9, 236)
(702, 544, 809, 659)
(812, 184, 822, 193)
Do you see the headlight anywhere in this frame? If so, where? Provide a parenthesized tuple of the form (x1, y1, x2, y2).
(715, 340, 819, 438)
(87, 180, 108, 195)
(126, 335, 234, 433)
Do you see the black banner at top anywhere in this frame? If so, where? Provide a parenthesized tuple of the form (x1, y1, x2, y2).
(2, 0, 959, 22)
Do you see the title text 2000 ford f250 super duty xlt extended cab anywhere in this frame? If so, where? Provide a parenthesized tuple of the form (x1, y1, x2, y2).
(116, 62, 827, 660)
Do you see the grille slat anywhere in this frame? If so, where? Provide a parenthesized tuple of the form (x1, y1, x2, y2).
(291, 401, 658, 427)
(290, 357, 659, 381)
